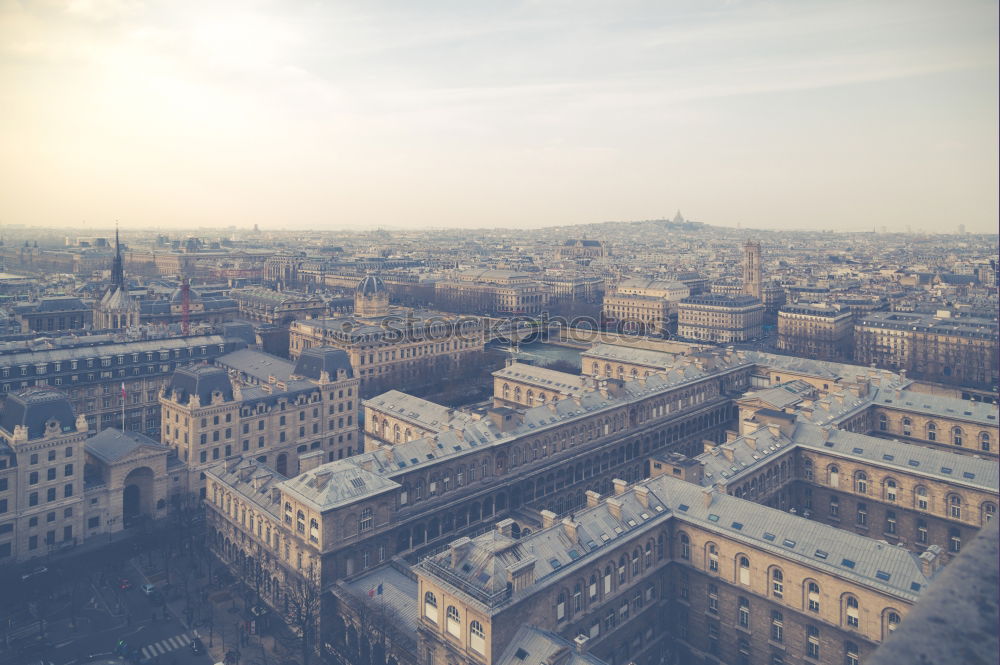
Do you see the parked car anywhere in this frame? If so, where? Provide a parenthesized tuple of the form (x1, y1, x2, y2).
(140, 583, 155, 595)
(118, 578, 132, 591)
(190, 637, 204, 655)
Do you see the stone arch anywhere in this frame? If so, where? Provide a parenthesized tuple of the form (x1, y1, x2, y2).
(122, 466, 155, 525)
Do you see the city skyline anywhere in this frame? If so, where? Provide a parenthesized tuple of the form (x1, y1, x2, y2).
(1, 0, 997, 232)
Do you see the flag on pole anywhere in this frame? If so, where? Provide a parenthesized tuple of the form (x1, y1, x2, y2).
(121, 382, 126, 400)
(377, 583, 383, 595)
(368, 587, 375, 598)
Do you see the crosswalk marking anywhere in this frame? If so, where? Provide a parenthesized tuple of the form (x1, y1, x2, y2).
(140, 633, 193, 659)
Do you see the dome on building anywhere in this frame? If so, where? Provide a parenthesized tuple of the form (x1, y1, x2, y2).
(356, 274, 386, 297)
(170, 286, 202, 304)
(0, 389, 77, 439)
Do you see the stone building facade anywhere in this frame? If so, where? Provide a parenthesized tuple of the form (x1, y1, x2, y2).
(289, 276, 487, 397)
(415, 473, 932, 665)
(677, 295, 765, 343)
(159, 347, 360, 495)
(0, 390, 88, 562)
(853, 311, 998, 391)
(777, 304, 854, 361)
(0, 333, 245, 440)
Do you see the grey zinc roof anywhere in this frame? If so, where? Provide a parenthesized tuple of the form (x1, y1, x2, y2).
(871, 391, 999, 427)
(582, 343, 683, 369)
(491, 362, 587, 396)
(85, 428, 168, 464)
(205, 457, 286, 518)
(661, 478, 931, 602)
(740, 380, 817, 409)
(365, 390, 475, 433)
(279, 459, 400, 511)
(791, 422, 1000, 492)
(496, 627, 608, 665)
(217, 349, 296, 383)
(0, 389, 77, 439)
(341, 564, 419, 636)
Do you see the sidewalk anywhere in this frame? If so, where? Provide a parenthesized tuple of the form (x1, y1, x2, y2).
(130, 554, 292, 665)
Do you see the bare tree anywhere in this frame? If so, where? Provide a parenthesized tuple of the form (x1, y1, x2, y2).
(284, 564, 324, 665)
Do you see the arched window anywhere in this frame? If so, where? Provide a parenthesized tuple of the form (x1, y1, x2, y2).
(502, 383, 510, 400)
(915, 486, 928, 511)
(359, 507, 373, 533)
(296, 510, 305, 534)
(771, 568, 784, 598)
(631, 549, 640, 575)
(588, 574, 598, 601)
(845, 595, 860, 628)
(952, 427, 963, 446)
(617, 555, 627, 584)
(926, 422, 937, 441)
(884, 609, 901, 638)
(470, 620, 485, 654)
(446, 606, 461, 637)
(982, 502, 997, 525)
(423, 591, 438, 622)
(803, 458, 813, 481)
(603, 565, 613, 594)
(878, 414, 888, 431)
(679, 533, 690, 560)
(644, 542, 653, 567)
(980, 432, 991, 452)
(828, 465, 839, 488)
(707, 543, 719, 572)
(854, 471, 868, 494)
(309, 518, 319, 543)
(556, 592, 567, 622)
(806, 581, 821, 612)
(393, 424, 400, 443)
(573, 583, 582, 612)
(884, 478, 897, 502)
(948, 494, 962, 519)
(901, 417, 911, 436)
(949, 528, 962, 553)
(738, 555, 751, 586)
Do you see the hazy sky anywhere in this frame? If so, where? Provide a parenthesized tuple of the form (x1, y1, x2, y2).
(1, 0, 997, 232)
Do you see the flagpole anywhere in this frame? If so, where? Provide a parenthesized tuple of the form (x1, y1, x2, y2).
(121, 382, 126, 431)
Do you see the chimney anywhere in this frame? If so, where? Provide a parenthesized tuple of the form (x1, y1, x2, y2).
(767, 423, 781, 438)
(919, 545, 943, 576)
(725, 430, 740, 443)
(450, 536, 473, 562)
(745, 436, 757, 450)
(496, 518, 517, 538)
(540, 510, 559, 528)
(721, 447, 734, 462)
(606, 497, 623, 520)
(506, 557, 536, 591)
(702, 487, 714, 508)
(298, 450, 325, 475)
(821, 427, 832, 442)
(634, 485, 650, 508)
(612, 478, 628, 495)
(573, 635, 589, 654)
(562, 518, 579, 542)
(585, 490, 601, 507)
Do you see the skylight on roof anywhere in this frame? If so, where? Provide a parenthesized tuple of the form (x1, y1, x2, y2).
(841, 558, 856, 569)
(678, 504, 689, 512)
(876, 571, 891, 581)
(815, 550, 828, 559)
(782, 539, 796, 548)
(549, 558, 562, 569)
(963, 472, 975, 479)
(600, 533, 610, 542)
(883, 454, 894, 461)
(654, 505, 664, 512)
(908, 460, 920, 467)
(640, 512, 650, 520)
(763, 532, 776, 542)
(852, 447, 864, 454)
(910, 582, 922, 592)
(626, 519, 637, 527)
(708, 514, 720, 522)
(731, 522, 744, 530)
(940, 467, 952, 474)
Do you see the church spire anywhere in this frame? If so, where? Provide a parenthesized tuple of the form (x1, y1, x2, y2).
(111, 224, 125, 289)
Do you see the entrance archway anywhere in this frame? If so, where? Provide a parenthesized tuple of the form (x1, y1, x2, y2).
(122, 466, 155, 526)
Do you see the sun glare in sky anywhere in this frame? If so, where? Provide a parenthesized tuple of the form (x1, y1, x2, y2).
(0, 0, 997, 231)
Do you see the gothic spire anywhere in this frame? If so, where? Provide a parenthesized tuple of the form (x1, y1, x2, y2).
(111, 224, 125, 289)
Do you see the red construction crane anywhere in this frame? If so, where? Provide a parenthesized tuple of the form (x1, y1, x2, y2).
(181, 277, 190, 336)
